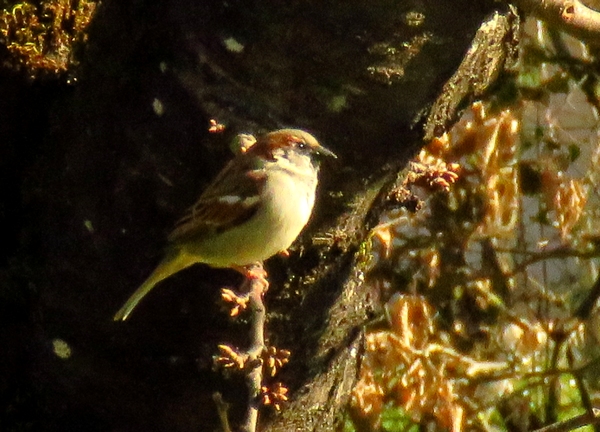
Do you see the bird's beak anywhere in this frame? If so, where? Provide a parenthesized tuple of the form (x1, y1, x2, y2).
(316, 145, 337, 159)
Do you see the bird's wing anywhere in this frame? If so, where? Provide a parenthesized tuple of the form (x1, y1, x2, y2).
(167, 159, 267, 243)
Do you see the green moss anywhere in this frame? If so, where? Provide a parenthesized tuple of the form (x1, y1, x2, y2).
(0, 0, 96, 78)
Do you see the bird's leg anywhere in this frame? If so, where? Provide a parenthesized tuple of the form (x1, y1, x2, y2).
(232, 262, 268, 289)
(277, 249, 290, 258)
(222, 263, 268, 317)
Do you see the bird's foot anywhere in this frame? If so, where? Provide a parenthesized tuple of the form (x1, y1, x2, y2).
(232, 262, 269, 291)
(233, 262, 268, 281)
(224, 262, 268, 317)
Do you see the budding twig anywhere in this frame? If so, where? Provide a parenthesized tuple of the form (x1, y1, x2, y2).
(213, 392, 233, 432)
(241, 262, 268, 432)
(213, 262, 290, 431)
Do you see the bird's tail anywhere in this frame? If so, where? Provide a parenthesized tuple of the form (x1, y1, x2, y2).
(113, 250, 195, 321)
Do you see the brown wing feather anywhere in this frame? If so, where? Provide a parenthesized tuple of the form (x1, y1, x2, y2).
(168, 158, 267, 243)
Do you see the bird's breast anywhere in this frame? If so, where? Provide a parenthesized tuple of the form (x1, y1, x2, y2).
(260, 169, 316, 238)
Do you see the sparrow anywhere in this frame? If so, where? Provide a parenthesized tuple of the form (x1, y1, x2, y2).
(113, 129, 336, 321)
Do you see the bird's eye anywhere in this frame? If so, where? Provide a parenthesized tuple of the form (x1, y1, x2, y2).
(297, 141, 307, 150)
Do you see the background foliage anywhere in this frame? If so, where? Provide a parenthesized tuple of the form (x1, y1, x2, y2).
(347, 16, 600, 432)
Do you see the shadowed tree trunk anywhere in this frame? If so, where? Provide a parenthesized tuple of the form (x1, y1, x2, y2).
(0, 0, 519, 430)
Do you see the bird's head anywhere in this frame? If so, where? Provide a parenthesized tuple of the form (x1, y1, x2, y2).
(250, 129, 337, 165)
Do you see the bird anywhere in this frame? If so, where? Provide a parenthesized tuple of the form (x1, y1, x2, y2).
(113, 129, 336, 321)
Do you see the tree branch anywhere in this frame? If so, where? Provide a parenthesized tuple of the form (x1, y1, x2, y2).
(242, 268, 268, 432)
(531, 408, 600, 432)
(514, 0, 600, 39)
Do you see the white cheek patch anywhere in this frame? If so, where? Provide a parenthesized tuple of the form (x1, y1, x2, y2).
(271, 148, 286, 159)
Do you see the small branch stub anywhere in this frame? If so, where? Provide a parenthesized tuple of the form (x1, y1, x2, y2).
(220, 288, 250, 317)
(261, 382, 290, 412)
(263, 346, 291, 378)
(214, 344, 247, 371)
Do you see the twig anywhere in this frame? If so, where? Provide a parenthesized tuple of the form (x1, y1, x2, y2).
(466, 278, 535, 332)
(506, 246, 600, 277)
(531, 408, 600, 432)
(545, 337, 563, 424)
(567, 347, 600, 432)
(241, 263, 268, 432)
(514, 0, 600, 39)
(213, 392, 233, 432)
(575, 271, 600, 319)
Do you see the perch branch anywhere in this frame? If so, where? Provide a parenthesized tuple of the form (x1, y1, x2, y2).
(241, 263, 268, 432)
